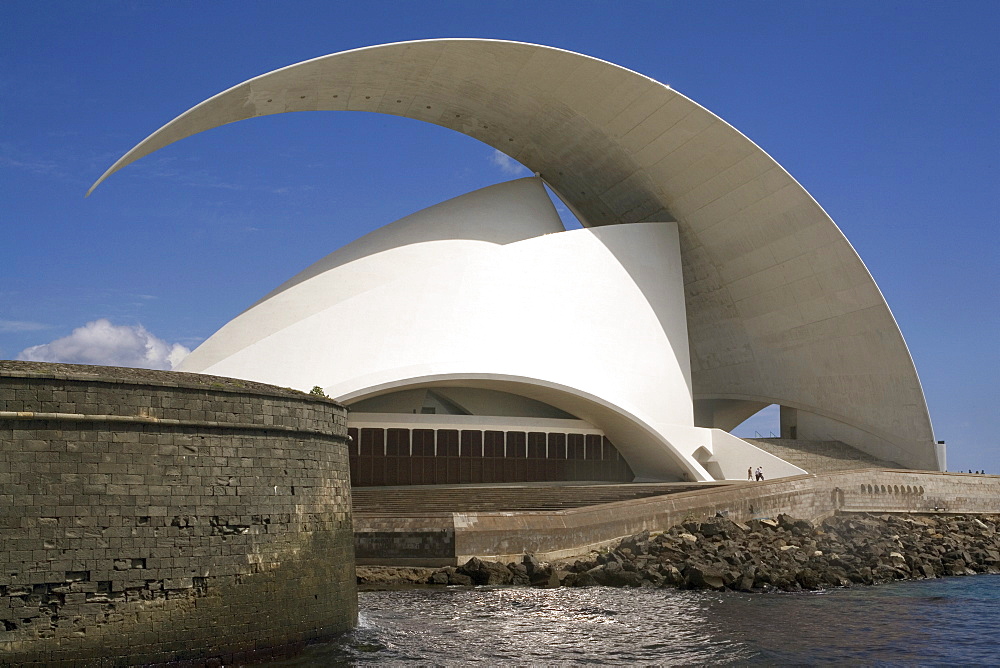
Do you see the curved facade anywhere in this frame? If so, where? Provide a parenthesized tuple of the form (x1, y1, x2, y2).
(178, 177, 798, 481)
(90, 39, 942, 478)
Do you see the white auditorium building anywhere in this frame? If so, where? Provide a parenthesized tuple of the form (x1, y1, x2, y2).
(90, 40, 944, 484)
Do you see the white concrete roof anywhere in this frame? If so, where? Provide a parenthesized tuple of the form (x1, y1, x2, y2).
(176, 176, 804, 482)
(91, 39, 938, 470)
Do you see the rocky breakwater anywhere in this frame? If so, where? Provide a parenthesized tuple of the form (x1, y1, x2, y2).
(357, 513, 1000, 591)
(559, 513, 1000, 591)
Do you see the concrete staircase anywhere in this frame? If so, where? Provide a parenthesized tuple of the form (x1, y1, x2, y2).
(746, 438, 901, 474)
(351, 481, 727, 514)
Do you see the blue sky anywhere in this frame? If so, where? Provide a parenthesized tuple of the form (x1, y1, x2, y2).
(2, 1, 997, 472)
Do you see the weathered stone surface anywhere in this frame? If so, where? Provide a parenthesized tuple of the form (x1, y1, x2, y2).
(1, 361, 356, 666)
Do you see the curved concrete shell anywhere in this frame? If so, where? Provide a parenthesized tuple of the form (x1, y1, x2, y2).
(90, 39, 940, 472)
(177, 177, 802, 482)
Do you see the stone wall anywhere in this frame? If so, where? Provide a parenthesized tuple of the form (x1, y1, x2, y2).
(0, 361, 356, 666)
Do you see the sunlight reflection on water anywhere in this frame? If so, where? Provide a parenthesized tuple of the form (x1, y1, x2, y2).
(271, 575, 1000, 666)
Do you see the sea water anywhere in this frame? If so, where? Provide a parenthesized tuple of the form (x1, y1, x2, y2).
(272, 574, 1000, 665)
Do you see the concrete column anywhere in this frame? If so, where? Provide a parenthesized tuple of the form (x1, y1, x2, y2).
(780, 405, 798, 439)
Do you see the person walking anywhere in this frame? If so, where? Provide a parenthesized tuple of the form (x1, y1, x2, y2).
(748, 466, 753, 481)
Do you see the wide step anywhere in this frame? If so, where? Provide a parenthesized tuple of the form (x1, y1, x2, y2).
(352, 482, 725, 514)
(746, 438, 901, 473)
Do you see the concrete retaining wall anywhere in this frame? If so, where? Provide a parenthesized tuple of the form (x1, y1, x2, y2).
(353, 470, 1000, 565)
(0, 362, 356, 666)
(355, 515, 456, 567)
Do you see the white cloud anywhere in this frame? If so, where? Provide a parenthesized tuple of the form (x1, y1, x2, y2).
(17, 319, 191, 370)
(0, 320, 50, 333)
(489, 149, 529, 176)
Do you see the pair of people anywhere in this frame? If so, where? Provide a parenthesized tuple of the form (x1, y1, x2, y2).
(747, 466, 764, 481)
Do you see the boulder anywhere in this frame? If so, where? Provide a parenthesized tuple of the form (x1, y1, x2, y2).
(945, 561, 969, 577)
(613, 571, 646, 587)
(642, 567, 665, 587)
(525, 559, 560, 588)
(778, 514, 814, 535)
(531, 568, 561, 588)
(683, 563, 725, 589)
(699, 521, 725, 538)
(682, 521, 702, 534)
(564, 570, 598, 587)
(700, 517, 743, 538)
(795, 568, 823, 589)
(597, 551, 625, 566)
(508, 562, 531, 586)
(916, 562, 937, 579)
(448, 572, 474, 586)
(733, 572, 755, 591)
(619, 530, 650, 553)
(457, 557, 514, 585)
(660, 564, 684, 586)
(522, 554, 541, 575)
